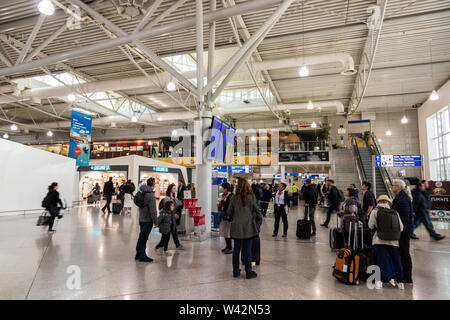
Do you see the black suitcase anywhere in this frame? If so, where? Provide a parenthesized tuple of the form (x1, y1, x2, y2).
(112, 202, 123, 214)
(241, 236, 261, 265)
(329, 214, 345, 250)
(297, 206, 312, 239)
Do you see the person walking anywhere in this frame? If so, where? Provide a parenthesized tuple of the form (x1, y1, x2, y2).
(101, 177, 115, 214)
(321, 179, 341, 228)
(292, 184, 299, 206)
(163, 184, 184, 250)
(260, 184, 272, 217)
(42, 182, 63, 233)
(227, 178, 262, 279)
(411, 181, 445, 241)
(155, 200, 176, 256)
(273, 183, 290, 237)
(218, 182, 233, 254)
(92, 183, 101, 205)
(302, 179, 318, 235)
(135, 178, 157, 262)
(391, 179, 414, 284)
(368, 195, 405, 290)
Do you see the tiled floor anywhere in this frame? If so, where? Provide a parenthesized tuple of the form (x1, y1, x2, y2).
(1, 203, 449, 300)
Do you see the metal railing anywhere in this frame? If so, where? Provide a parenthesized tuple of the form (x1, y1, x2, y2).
(351, 137, 367, 185)
(367, 133, 395, 199)
(279, 141, 329, 152)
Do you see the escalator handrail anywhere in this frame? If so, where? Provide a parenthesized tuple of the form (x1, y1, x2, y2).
(351, 137, 367, 184)
(368, 133, 395, 199)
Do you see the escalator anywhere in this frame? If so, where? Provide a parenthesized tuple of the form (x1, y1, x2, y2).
(351, 135, 395, 199)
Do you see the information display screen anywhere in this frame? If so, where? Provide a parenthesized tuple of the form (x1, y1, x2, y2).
(229, 165, 252, 173)
(207, 117, 235, 163)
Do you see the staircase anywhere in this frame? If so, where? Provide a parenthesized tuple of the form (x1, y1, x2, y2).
(358, 147, 388, 197)
(332, 149, 360, 193)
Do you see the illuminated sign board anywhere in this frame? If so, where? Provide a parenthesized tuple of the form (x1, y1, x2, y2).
(375, 155, 422, 167)
(152, 166, 168, 172)
(90, 165, 111, 171)
(207, 117, 235, 163)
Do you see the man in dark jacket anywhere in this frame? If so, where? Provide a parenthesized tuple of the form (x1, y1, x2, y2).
(303, 179, 318, 235)
(135, 178, 158, 262)
(321, 179, 340, 228)
(391, 179, 414, 284)
(101, 177, 115, 214)
(411, 181, 445, 241)
(361, 181, 376, 219)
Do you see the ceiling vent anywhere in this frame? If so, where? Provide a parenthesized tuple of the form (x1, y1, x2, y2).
(112, 0, 150, 19)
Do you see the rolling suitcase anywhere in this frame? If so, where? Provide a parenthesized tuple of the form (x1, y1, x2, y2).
(87, 195, 95, 204)
(296, 206, 312, 239)
(241, 236, 261, 266)
(329, 214, 345, 250)
(112, 201, 123, 214)
(332, 220, 361, 285)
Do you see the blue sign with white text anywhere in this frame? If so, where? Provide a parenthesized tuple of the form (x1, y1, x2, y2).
(375, 155, 422, 167)
(69, 110, 92, 166)
(229, 165, 252, 173)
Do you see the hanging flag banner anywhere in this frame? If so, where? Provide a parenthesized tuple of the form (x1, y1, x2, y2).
(68, 110, 92, 166)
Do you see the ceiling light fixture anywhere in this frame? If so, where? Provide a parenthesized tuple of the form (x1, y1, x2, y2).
(307, 100, 314, 110)
(311, 121, 317, 128)
(67, 93, 76, 102)
(167, 81, 176, 92)
(131, 116, 138, 122)
(378, 138, 382, 142)
(148, 141, 152, 145)
(172, 129, 177, 136)
(251, 136, 256, 142)
(104, 143, 109, 147)
(38, 0, 55, 15)
(157, 116, 163, 121)
(385, 130, 392, 136)
(429, 90, 439, 101)
(401, 115, 408, 124)
(47, 130, 53, 137)
(10, 124, 18, 131)
(3, 133, 9, 139)
(299, 65, 309, 77)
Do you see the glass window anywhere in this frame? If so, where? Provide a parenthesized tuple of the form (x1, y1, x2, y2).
(427, 105, 450, 180)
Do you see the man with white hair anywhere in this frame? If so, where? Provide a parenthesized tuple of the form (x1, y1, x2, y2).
(391, 179, 414, 284)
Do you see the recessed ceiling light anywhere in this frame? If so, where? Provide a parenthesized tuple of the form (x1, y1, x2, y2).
(401, 116, 408, 124)
(131, 116, 138, 122)
(385, 130, 392, 136)
(67, 93, 76, 102)
(104, 143, 109, 147)
(3, 133, 9, 139)
(307, 100, 314, 110)
(299, 65, 309, 77)
(167, 81, 176, 92)
(38, 0, 55, 15)
(429, 90, 439, 101)
(47, 130, 53, 137)
(311, 121, 317, 128)
(10, 124, 18, 131)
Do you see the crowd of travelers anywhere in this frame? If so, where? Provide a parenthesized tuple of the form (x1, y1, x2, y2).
(42, 175, 446, 286)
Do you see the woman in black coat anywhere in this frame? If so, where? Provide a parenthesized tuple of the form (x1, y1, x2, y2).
(44, 182, 63, 232)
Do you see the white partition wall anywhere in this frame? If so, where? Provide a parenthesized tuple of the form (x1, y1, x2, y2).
(0, 138, 76, 214)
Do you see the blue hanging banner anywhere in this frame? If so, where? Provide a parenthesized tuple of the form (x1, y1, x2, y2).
(68, 110, 92, 166)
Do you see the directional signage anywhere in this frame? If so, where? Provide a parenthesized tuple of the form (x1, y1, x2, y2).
(375, 155, 422, 167)
(229, 165, 252, 173)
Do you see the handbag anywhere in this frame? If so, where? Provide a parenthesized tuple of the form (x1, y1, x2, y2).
(36, 211, 50, 226)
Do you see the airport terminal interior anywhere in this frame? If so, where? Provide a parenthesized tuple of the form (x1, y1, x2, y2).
(0, 0, 450, 301)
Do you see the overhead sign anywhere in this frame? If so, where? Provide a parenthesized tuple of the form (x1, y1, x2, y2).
(229, 165, 252, 173)
(152, 166, 168, 172)
(90, 165, 111, 171)
(212, 165, 227, 173)
(375, 155, 422, 167)
(207, 117, 235, 163)
(69, 110, 92, 166)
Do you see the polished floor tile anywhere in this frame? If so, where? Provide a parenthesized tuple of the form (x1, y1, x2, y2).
(1, 203, 449, 300)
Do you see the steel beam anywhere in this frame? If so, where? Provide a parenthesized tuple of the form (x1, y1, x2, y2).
(15, 14, 46, 65)
(133, 0, 164, 33)
(196, 0, 204, 104)
(25, 23, 67, 62)
(143, 0, 189, 31)
(0, 0, 284, 77)
(203, 0, 294, 96)
(348, 0, 388, 115)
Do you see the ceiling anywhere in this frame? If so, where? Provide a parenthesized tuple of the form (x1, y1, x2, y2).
(0, 0, 449, 136)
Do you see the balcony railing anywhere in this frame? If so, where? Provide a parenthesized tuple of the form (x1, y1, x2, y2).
(280, 141, 329, 152)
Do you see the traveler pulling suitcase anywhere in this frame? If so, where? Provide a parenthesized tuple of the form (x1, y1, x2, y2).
(296, 206, 312, 239)
(332, 220, 361, 285)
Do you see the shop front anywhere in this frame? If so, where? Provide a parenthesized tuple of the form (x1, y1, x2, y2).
(139, 166, 182, 199)
(78, 165, 128, 200)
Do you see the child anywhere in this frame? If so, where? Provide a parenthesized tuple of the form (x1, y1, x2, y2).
(368, 195, 404, 289)
(155, 200, 175, 256)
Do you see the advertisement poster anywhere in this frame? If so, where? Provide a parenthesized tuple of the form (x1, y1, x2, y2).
(68, 110, 92, 166)
(428, 181, 450, 212)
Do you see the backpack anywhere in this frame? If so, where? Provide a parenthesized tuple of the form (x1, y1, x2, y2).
(133, 190, 149, 208)
(376, 207, 401, 241)
(41, 195, 50, 208)
(337, 188, 345, 203)
(158, 198, 165, 211)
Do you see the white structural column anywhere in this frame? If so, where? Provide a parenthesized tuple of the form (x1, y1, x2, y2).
(195, 0, 213, 234)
